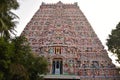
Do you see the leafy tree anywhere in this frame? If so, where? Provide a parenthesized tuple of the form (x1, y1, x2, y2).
(0, 36, 29, 80)
(107, 22, 120, 63)
(10, 36, 48, 80)
(28, 56, 48, 80)
(0, 0, 19, 12)
(0, 0, 19, 39)
(9, 63, 29, 80)
(0, 36, 48, 80)
(0, 38, 13, 80)
(0, 1, 48, 80)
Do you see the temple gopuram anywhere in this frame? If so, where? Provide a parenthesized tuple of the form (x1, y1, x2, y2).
(21, 1, 120, 80)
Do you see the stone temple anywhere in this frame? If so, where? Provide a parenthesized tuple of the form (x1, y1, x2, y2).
(21, 1, 120, 80)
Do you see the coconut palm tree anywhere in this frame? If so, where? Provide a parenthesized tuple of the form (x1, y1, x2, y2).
(0, 0, 19, 39)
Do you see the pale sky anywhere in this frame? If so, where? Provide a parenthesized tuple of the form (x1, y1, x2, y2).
(15, 0, 120, 66)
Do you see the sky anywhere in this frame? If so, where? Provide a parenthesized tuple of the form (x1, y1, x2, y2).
(15, 0, 120, 66)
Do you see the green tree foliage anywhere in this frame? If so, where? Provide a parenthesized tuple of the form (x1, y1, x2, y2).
(107, 22, 120, 63)
(9, 63, 29, 80)
(9, 36, 31, 80)
(0, 36, 48, 80)
(0, 1, 48, 80)
(28, 56, 48, 80)
(0, 0, 19, 39)
(11, 36, 48, 80)
(0, 38, 13, 80)
(0, 0, 19, 12)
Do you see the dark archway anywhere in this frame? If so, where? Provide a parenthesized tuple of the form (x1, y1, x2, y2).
(52, 58, 63, 74)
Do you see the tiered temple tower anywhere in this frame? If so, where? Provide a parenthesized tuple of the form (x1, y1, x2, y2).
(21, 1, 120, 80)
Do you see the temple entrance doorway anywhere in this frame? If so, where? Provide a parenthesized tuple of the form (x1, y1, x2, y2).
(52, 58, 63, 74)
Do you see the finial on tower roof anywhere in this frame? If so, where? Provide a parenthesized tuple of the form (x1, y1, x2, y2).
(42, 2, 45, 5)
(57, 1, 63, 4)
(74, 2, 78, 6)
